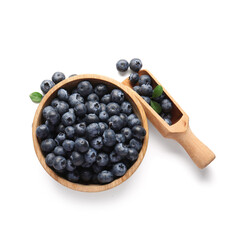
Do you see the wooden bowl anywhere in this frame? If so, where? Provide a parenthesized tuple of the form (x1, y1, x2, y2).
(32, 74, 149, 192)
(123, 69, 215, 169)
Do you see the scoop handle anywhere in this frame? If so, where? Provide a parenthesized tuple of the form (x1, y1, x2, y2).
(173, 127, 215, 169)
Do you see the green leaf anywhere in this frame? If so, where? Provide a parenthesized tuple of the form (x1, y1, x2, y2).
(152, 85, 163, 98)
(30, 92, 43, 103)
(151, 100, 162, 114)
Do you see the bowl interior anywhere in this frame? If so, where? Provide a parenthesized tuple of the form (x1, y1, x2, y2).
(32, 74, 148, 192)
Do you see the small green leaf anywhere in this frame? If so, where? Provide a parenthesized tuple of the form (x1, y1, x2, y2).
(30, 92, 43, 103)
(151, 100, 162, 114)
(152, 85, 163, 98)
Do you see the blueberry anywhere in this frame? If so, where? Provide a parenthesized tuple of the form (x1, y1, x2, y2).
(68, 93, 84, 107)
(40, 80, 55, 94)
(100, 103, 107, 112)
(69, 108, 75, 114)
(142, 96, 151, 105)
(103, 129, 116, 147)
(43, 106, 54, 119)
(152, 92, 166, 103)
(75, 122, 86, 136)
(139, 75, 151, 86)
(94, 84, 108, 97)
(69, 74, 77, 77)
(84, 148, 97, 164)
(121, 128, 132, 142)
(121, 101, 133, 115)
(53, 156, 67, 171)
(116, 59, 129, 72)
(51, 98, 60, 108)
(109, 151, 122, 163)
(111, 89, 125, 104)
(62, 140, 75, 152)
(62, 111, 76, 126)
(130, 58, 142, 72)
(87, 93, 99, 102)
(127, 114, 137, 122)
(133, 86, 141, 94)
(46, 109, 60, 125)
(55, 132, 66, 145)
(53, 146, 66, 156)
(129, 138, 142, 152)
(45, 120, 56, 133)
(92, 173, 99, 184)
(98, 122, 108, 134)
(101, 94, 111, 104)
(108, 115, 124, 131)
(161, 99, 173, 113)
(77, 81, 93, 97)
(80, 170, 93, 182)
(90, 137, 103, 150)
(57, 88, 69, 101)
(36, 124, 49, 139)
(112, 163, 127, 177)
(98, 170, 114, 184)
(66, 160, 76, 171)
(92, 163, 103, 174)
(129, 73, 140, 85)
(55, 123, 65, 133)
(86, 101, 101, 114)
(132, 125, 146, 140)
(106, 102, 120, 116)
(99, 111, 109, 122)
(52, 72, 65, 84)
(164, 118, 172, 125)
(86, 123, 100, 139)
(128, 117, 141, 128)
(115, 143, 129, 157)
(96, 152, 109, 167)
(65, 126, 75, 139)
(116, 133, 126, 143)
(67, 171, 80, 182)
(119, 113, 128, 127)
(140, 84, 153, 97)
(70, 151, 84, 166)
(45, 153, 55, 167)
(41, 139, 56, 153)
(101, 146, 113, 153)
(160, 112, 172, 120)
(74, 103, 87, 117)
(85, 114, 99, 124)
(55, 101, 69, 115)
(127, 148, 139, 161)
(75, 138, 89, 153)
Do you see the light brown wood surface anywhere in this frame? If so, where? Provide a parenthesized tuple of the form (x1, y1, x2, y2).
(122, 69, 215, 169)
(32, 74, 149, 192)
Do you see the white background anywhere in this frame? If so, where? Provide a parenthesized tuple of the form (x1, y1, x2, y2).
(0, 0, 240, 239)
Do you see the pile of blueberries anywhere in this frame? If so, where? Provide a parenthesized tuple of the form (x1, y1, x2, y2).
(116, 58, 173, 125)
(36, 75, 146, 184)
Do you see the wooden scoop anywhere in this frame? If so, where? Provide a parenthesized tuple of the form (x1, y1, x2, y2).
(122, 69, 215, 169)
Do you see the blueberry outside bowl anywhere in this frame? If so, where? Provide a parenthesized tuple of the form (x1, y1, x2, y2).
(32, 74, 149, 192)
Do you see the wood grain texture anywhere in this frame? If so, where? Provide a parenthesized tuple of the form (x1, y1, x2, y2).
(122, 69, 215, 169)
(32, 74, 149, 192)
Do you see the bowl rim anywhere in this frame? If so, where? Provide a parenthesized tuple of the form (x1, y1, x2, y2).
(32, 74, 149, 192)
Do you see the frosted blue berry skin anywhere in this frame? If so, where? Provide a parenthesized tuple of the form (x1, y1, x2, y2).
(52, 72, 65, 84)
(97, 170, 114, 184)
(40, 80, 55, 94)
(129, 58, 142, 72)
(116, 59, 129, 72)
(36, 124, 49, 139)
(112, 163, 127, 177)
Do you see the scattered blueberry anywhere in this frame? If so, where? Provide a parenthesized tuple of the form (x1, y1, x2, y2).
(85, 114, 99, 124)
(74, 103, 87, 117)
(94, 84, 108, 97)
(96, 153, 109, 167)
(111, 89, 124, 104)
(45, 153, 55, 167)
(129, 138, 142, 152)
(62, 140, 75, 152)
(86, 101, 101, 114)
(70, 151, 84, 166)
(116, 59, 129, 72)
(53, 156, 67, 171)
(115, 143, 129, 157)
(65, 126, 75, 139)
(109, 151, 122, 163)
(68, 93, 84, 107)
(103, 129, 116, 147)
(75, 122, 86, 136)
(84, 148, 97, 165)
(87, 93, 99, 102)
(127, 148, 139, 161)
(132, 125, 146, 140)
(52, 72, 65, 84)
(99, 111, 109, 122)
(121, 101, 133, 115)
(80, 170, 93, 182)
(140, 84, 153, 97)
(62, 111, 76, 126)
(121, 128, 132, 142)
(40, 80, 55, 94)
(141, 96, 151, 104)
(90, 137, 103, 150)
(129, 58, 142, 72)
(101, 94, 111, 104)
(133, 86, 141, 94)
(53, 146, 66, 156)
(67, 171, 80, 182)
(106, 102, 120, 116)
(66, 160, 76, 172)
(41, 139, 56, 153)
